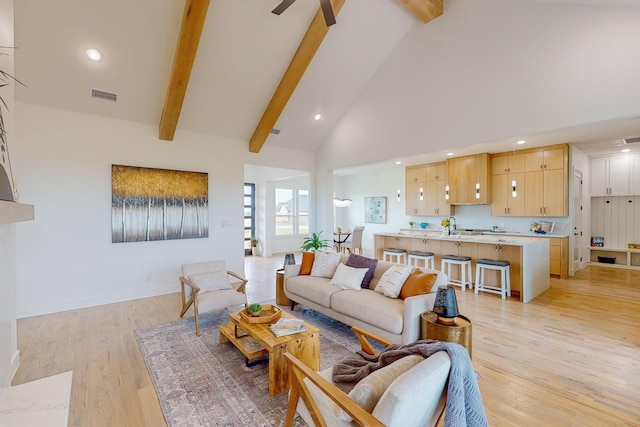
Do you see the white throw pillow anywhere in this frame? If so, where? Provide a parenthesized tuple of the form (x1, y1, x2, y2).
(338, 355, 424, 422)
(188, 271, 231, 292)
(375, 265, 413, 298)
(329, 263, 369, 290)
(310, 252, 342, 278)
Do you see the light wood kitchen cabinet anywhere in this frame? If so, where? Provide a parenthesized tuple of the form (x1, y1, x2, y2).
(410, 238, 443, 267)
(406, 162, 452, 216)
(447, 153, 491, 205)
(476, 244, 522, 295)
(406, 182, 427, 215)
(547, 237, 568, 278)
(425, 162, 452, 216)
(406, 165, 427, 183)
(523, 144, 568, 217)
(590, 155, 630, 196)
(406, 165, 427, 215)
(440, 240, 477, 283)
(491, 152, 525, 216)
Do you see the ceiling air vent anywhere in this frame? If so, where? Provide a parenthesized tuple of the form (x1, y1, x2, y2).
(270, 128, 281, 135)
(91, 89, 118, 102)
(623, 137, 640, 144)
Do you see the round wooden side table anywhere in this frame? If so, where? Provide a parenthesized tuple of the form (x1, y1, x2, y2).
(275, 269, 290, 306)
(421, 311, 472, 358)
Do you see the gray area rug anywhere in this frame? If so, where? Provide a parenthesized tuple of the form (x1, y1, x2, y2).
(134, 305, 366, 427)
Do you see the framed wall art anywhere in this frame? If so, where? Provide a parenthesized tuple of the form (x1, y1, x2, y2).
(111, 165, 208, 243)
(364, 196, 386, 224)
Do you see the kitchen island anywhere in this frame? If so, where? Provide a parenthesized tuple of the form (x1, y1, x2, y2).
(374, 232, 550, 302)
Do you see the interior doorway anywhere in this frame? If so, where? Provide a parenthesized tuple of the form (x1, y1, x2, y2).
(244, 183, 256, 255)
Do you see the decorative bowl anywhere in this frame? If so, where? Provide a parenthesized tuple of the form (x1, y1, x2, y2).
(240, 304, 282, 324)
(419, 222, 428, 229)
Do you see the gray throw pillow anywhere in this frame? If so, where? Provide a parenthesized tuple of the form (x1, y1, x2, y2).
(346, 254, 378, 289)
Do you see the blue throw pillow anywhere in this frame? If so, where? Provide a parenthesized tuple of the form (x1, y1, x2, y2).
(346, 254, 378, 289)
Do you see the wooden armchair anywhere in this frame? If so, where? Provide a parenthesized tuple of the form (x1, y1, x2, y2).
(179, 260, 248, 336)
(285, 326, 450, 427)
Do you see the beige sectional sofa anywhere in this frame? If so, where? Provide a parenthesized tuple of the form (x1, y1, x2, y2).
(283, 254, 447, 344)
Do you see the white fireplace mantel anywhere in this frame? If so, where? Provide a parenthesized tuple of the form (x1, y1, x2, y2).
(0, 201, 35, 224)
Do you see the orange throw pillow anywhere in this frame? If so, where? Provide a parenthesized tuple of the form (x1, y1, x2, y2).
(300, 252, 315, 275)
(399, 271, 438, 299)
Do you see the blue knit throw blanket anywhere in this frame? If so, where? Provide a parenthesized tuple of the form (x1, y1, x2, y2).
(332, 340, 489, 427)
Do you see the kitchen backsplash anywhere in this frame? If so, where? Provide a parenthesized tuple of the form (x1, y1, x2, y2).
(408, 204, 570, 236)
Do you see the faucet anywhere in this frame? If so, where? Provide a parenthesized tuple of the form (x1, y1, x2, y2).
(449, 216, 457, 232)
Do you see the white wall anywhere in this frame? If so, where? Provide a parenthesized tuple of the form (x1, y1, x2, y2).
(0, 0, 19, 386)
(14, 103, 313, 317)
(315, 0, 640, 205)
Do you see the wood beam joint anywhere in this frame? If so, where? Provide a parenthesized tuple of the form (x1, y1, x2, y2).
(397, 0, 443, 23)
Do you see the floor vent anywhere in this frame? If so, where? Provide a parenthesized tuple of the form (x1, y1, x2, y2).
(270, 128, 281, 135)
(623, 136, 640, 144)
(91, 89, 118, 102)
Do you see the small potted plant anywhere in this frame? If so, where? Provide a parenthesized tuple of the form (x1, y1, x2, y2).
(301, 231, 331, 252)
(247, 303, 263, 316)
(409, 221, 415, 228)
(250, 236, 258, 256)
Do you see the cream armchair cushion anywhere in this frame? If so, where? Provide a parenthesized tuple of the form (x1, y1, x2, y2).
(285, 327, 451, 427)
(179, 260, 247, 336)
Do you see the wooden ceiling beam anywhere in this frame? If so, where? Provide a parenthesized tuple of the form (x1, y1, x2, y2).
(248, 0, 345, 153)
(397, 0, 443, 23)
(159, 0, 210, 141)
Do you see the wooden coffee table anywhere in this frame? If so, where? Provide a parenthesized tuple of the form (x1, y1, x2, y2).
(219, 310, 320, 396)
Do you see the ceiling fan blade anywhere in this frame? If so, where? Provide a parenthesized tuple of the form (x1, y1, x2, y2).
(272, 0, 296, 15)
(319, 0, 336, 26)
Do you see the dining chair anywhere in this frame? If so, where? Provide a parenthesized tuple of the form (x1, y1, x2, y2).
(342, 226, 364, 255)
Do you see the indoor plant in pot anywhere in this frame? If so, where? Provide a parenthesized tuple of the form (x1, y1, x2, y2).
(301, 231, 331, 252)
(247, 303, 263, 316)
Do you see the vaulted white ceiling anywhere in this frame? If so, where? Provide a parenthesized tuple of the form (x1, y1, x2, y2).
(13, 0, 421, 153)
(12, 0, 640, 157)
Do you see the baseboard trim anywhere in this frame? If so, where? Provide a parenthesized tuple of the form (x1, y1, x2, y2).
(17, 284, 180, 318)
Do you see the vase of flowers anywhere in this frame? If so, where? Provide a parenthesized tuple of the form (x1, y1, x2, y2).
(441, 218, 450, 235)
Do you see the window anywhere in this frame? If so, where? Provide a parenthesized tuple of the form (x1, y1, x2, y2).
(275, 187, 309, 236)
(244, 183, 255, 254)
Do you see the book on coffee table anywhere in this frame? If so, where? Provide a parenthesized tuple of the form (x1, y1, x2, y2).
(269, 318, 306, 337)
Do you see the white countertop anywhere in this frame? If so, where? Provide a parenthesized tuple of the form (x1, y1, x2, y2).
(375, 232, 554, 247)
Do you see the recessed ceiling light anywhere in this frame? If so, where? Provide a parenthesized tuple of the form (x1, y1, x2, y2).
(517, 140, 526, 145)
(395, 161, 402, 165)
(86, 49, 102, 61)
(314, 113, 322, 121)
(447, 152, 454, 156)
(621, 148, 631, 153)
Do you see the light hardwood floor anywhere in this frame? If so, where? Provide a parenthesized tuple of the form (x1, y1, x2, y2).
(12, 257, 640, 426)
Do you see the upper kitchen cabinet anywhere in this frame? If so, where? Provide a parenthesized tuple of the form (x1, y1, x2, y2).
(491, 152, 525, 216)
(590, 155, 630, 196)
(406, 165, 427, 215)
(523, 144, 568, 217)
(406, 162, 452, 216)
(425, 162, 453, 216)
(447, 153, 491, 205)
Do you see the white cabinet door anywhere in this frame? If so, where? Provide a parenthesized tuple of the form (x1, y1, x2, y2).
(590, 157, 608, 196)
(631, 154, 640, 195)
(609, 156, 630, 195)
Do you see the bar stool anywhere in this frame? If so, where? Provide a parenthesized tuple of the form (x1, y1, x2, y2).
(475, 258, 511, 299)
(408, 251, 435, 269)
(383, 248, 407, 264)
(440, 255, 473, 291)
